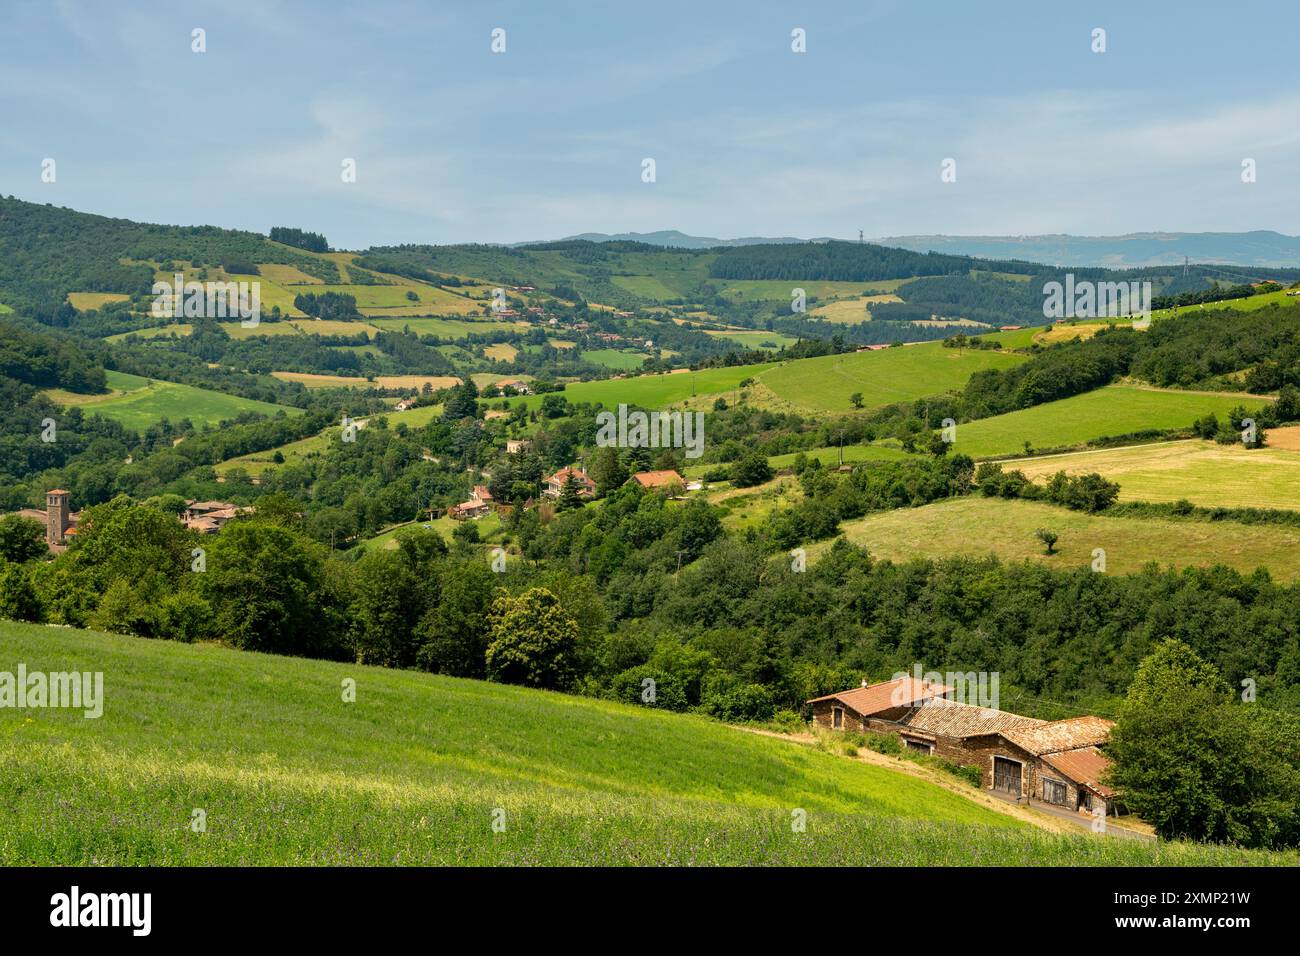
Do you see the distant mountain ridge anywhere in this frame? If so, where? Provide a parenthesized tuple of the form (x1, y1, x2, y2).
(540, 229, 1300, 269)
(539, 230, 809, 250)
(866, 232, 1300, 270)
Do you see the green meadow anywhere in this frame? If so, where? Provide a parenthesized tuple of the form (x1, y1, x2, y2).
(45, 370, 300, 432)
(702, 329, 801, 349)
(1005, 438, 1300, 511)
(755, 341, 1025, 414)
(67, 292, 130, 311)
(0, 620, 1286, 866)
(369, 317, 526, 337)
(973, 326, 1042, 349)
(718, 278, 908, 301)
(1152, 288, 1298, 322)
(215, 404, 444, 477)
(815, 496, 1300, 582)
(766, 444, 911, 470)
(487, 364, 779, 412)
(949, 386, 1273, 458)
(610, 274, 686, 300)
(359, 513, 502, 553)
(581, 348, 650, 370)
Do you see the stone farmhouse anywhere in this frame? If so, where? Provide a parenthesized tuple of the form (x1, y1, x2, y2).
(808, 676, 1116, 816)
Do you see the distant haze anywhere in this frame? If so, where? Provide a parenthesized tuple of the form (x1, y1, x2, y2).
(539, 230, 806, 250)
(554, 230, 1300, 269)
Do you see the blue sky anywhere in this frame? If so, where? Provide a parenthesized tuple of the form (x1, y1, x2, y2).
(2, 0, 1297, 248)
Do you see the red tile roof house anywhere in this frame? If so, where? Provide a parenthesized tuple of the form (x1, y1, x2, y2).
(450, 499, 491, 520)
(542, 466, 596, 499)
(494, 379, 533, 395)
(808, 677, 1118, 816)
(629, 470, 685, 493)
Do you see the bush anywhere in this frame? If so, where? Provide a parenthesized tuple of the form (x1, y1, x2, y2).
(731, 453, 773, 488)
(609, 665, 690, 711)
(700, 673, 775, 721)
(859, 731, 903, 755)
(765, 709, 805, 734)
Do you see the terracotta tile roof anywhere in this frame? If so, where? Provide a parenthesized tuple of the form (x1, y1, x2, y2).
(631, 470, 684, 489)
(1042, 746, 1114, 797)
(899, 698, 1044, 739)
(188, 501, 236, 512)
(807, 676, 951, 717)
(547, 466, 595, 489)
(1003, 716, 1114, 755)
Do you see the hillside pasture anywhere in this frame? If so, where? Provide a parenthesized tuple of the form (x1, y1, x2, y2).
(308, 281, 484, 316)
(754, 341, 1026, 414)
(1032, 321, 1111, 345)
(1152, 288, 1298, 322)
(1004, 434, 1300, 511)
(701, 329, 800, 350)
(948, 386, 1273, 458)
(611, 274, 685, 300)
(485, 364, 779, 412)
(0, 620, 1141, 867)
(67, 291, 130, 311)
(368, 317, 528, 337)
(46, 370, 301, 432)
(270, 372, 373, 389)
(767, 444, 912, 471)
(815, 496, 1300, 581)
(581, 348, 650, 370)
(214, 431, 333, 476)
(718, 278, 908, 302)
(810, 293, 904, 324)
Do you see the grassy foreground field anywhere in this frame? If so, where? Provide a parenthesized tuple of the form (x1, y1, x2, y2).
(814, 496, 1300, 581)
(949, 386, 1272, 458)
(1005, 436, 1300, 511)
(44, 370, 300, 432)
(0, 621, 1284, 865)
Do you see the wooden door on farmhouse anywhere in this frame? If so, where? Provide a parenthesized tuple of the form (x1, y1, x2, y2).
(993, 757, 1021, 795)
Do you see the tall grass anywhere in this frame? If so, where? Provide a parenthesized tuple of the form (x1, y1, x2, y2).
(0, 621, 1291, 866)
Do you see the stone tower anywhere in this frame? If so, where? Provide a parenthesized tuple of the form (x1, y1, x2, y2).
(46, 489, 70, 547)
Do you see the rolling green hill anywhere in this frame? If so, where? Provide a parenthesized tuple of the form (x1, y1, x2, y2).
(44, 369, 301, 431)
(0, 620, 1286, 865)
(755, 341, 1025, 413)
(948, 386, 1272, 458)
(1004, 436, 1300, 511)
(813, 496, 1300, 581)
(487, 363, 779, 411)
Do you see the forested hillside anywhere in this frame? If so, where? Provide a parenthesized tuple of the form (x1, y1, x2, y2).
(0, 196, 337, 315)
